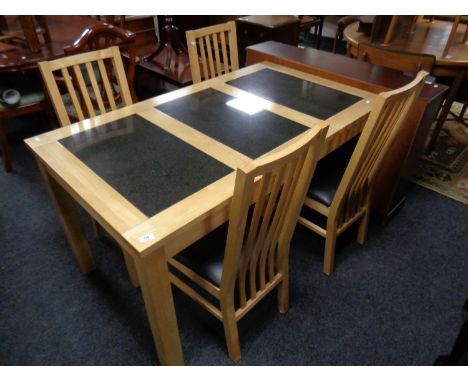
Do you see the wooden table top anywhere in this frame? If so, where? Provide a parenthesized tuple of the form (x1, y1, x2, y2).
(344, 19, 468, 74)
(25, 62, 374, 258)
(0, 15, 93, 72)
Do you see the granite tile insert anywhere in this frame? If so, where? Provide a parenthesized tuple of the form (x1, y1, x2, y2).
(227, 68, 362, 119)
(59, 114, 233, 217)
(155, 88, 309, 159)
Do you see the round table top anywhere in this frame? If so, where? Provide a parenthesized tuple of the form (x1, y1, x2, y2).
(344, 19, 468, 72)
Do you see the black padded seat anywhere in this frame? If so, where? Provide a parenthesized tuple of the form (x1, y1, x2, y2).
(306, 136, 358, 206)
(173, 222, 229, 287)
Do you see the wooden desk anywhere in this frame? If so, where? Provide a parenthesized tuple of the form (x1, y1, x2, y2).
(246, 41, 448, 219)
(25, 62, 374, 365)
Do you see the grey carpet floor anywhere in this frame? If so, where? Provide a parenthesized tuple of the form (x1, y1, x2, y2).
(0, 115, 467, 365)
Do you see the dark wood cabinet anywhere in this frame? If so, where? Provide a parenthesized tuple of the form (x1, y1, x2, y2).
(236, 16, 299, 66)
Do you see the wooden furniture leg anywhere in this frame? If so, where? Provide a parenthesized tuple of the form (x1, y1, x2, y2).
(426, 69, 466, 154)
(37, 161, 95, 273)
(0, 120, 12, 172)
(122, 250, 139, 288)
(134, 247, 184, 365)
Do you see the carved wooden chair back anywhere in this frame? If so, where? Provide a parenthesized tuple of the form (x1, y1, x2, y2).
(186, 21, 239, 84)
(64, 22, 137, 105)
(357, 42, 435, 75)
(39, 46, 133, 127)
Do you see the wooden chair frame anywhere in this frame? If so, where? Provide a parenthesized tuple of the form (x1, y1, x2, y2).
(186, 21, 239, 84)
(38, 46, 138, 287)
(357, 42, 435, 75)
(39, 46, 133, 127)
(64, 21, 137, 103)
(169, 123, 328, 361)
(299, 71, 428, 275)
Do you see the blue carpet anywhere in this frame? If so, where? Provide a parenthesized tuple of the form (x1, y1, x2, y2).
(0, 111, 467, 365)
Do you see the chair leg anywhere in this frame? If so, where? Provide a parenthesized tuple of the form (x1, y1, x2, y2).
(323, 223, 338, 276)
(220, 298, 241, 362)
(277, 248, 289, 314)
(357, 209, 370, 245)
(0, 119, 12, 172)
(122, 250, 140, 288)
(91, 218, 104, 239)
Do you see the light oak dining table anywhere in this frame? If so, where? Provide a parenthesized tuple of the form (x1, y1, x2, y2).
(25, 61, 375, 365)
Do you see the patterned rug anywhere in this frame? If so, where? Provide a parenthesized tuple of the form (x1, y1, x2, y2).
(411, 102, 468, 205)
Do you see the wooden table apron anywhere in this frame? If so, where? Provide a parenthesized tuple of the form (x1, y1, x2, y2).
(25, 62, 375, 365)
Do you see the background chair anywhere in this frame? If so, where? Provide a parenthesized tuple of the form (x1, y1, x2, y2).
(169, 123, 328, 361)
(39, 46, 133, 127)
(299, 71, 428, 275)
(64, 21, 138, 106)
(332, 16, 361, 54)
(38, 46, 138, 287)
(356, 42, 435, 74)
(186, 21, 238, 84)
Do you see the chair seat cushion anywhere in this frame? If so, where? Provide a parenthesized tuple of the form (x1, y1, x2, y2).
(306, 136, 358, 206)
(173, 222, 229, 287)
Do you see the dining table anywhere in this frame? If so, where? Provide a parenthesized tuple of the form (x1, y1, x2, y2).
(25, 61, 375, 365)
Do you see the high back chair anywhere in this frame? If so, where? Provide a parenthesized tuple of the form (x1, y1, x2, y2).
(356, 42, 435, 74)
(186, 21, 239, 84)
(64, 22, 137, 103)
(38, 46, 139, 288)
(299, 71, 428, 276)
(168, 123, 328, 361)
(39, 46, 133, 127)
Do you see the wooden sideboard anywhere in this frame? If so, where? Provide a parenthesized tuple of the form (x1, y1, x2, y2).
(246, 41, 448, 220)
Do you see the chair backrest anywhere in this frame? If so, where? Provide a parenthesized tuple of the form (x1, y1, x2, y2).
(221, 122, 329, 308)
(186, 21, 239, 84)
(64, 21, 137, 103)
(331, 71, 428, 228)
(39, 46, 133, 127)
(357, 42, 435, 75)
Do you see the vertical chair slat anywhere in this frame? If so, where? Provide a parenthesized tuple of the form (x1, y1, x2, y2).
(204, 35, 216, 79)
(220, 32, 229, 74)
(61, 67, 85, 122)
(212, 33, 222, 77)
(238, 172, 272, 308)
(72, 64, 95, 118)
(85, 62, 106, 115)
(97, 58, 117, 111)
(198, 37, 210, 81)
(250, 166, 285, 293)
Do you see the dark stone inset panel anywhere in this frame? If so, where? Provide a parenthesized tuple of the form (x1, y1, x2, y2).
(155, 88, 309, 159)
(227, 68, 362, 120)
(59, 114, 232, 217)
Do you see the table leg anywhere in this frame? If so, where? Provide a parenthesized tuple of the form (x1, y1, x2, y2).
(425, 69, 466, 154)
(134, 247, 184, 365)
(37, 161, 95, 273)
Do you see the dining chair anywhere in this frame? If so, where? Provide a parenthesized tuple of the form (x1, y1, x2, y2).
(38, 46, 138, 287)
(38, 46, 133, 127)
(186, 21, 239, 84)
(168, 123, 328, 361)
(64, 21, 138, 104)
(356, 42, 435, 75)
(298, 71, 428, 276)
